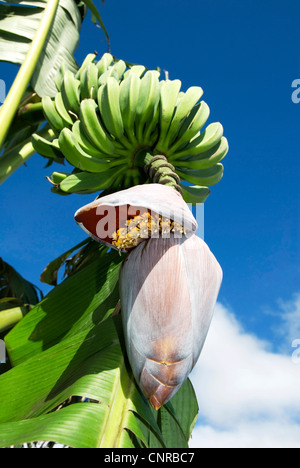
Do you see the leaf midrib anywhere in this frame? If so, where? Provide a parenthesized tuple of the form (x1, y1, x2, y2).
(97, 355, 135, 448)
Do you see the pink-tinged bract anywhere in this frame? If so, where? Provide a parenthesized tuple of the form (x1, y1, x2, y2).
(119, 234, 222, 409)
(74, 184, 197, 251)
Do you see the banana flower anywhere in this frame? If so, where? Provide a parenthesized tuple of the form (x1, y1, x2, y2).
(75, 184, 222, 409)
(75, 184, 198, 252)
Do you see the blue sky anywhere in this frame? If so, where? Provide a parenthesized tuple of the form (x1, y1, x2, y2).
(0, 0, 299, 447)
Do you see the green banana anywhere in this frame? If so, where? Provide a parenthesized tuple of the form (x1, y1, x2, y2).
(60, 167, 125, 194)
(123, 65, 146, 79)
(32, 133, 64, 160)
(98, 77, 125, 142)
(72, 120, 118, 160)
(160, 86, 203, 151)
(135, 71, 160, 144)
(75, 53, 97, 80)
(180, 185, 211, 204)
(54, 93, 74, 127)
(98, 60, 127, 86)
(97, 52, 114, 75)
(42, 95, 66, 134)
(108, 59, 127, 80)
(48, 171, 72, 196)
(173, 137, 229, 169)
(54, 62, 66, 92)
(60, 70, 81, 115)
(49, 171, 71, 185)
(80, 62, 99, 100)
(143, 102, 160, 145)
(156, 79, 182, 150)
(170, 122, 224, 159)
(58, 128, 113, 173)
(119, 73, 141, 144)
(176, 163, 224, 186)
(168, 101, 210, 154)
(79, 98, 117, 155)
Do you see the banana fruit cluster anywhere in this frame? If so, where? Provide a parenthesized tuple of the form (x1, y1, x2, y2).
(32, 53, 228, 203)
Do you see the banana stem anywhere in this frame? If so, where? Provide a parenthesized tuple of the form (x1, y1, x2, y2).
(0, 306, 28, 333)
(141, 151, 182, 193)
(0, 125, 55, 185)
(0, 0, 60, 150)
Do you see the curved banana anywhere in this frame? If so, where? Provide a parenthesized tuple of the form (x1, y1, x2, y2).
(123, 65, 146, 79)
(75, 53, 97, 80)
(161, 86, 203, 150)
(80, 62, 99, 100)
(60, 167, 125, 194)
(156, 79, 182, 151)
(170, 122, 224, 159)
(119, 73, 141, 144)
(79, 98, 117, 155)
(71, 120, 114, 159)
(96, 52, 114, 75)
(174, 137, 229, 169)
(60, 70, 81, 116)
(54, 62, 66, 92)
(32, 133, 63, 160)
(49, 171, 70, 185)
(42, 95, 66, 134)
(58, 128, 113, 173)
(54, 93, 74, 127)
(135, 71, 160, 144)
(176, 163, 224, 186)
(98, 60, 127, 86)
(110, 59, 127, 80)
(180, 184, 211, 204)
(98, 77, 125, 142)
(168, 101, 210, 155)
(143, 104, 160, 145)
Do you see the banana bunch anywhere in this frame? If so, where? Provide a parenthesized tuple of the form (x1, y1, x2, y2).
(33, 52, 228, 202)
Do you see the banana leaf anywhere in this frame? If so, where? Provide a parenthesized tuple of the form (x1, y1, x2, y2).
(0, 258, 43, 306)
(0, 0, 83, 97)
(1, 249, 199, 447)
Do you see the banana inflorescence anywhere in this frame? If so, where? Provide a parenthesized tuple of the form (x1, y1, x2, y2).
(32, 52, 229, 203)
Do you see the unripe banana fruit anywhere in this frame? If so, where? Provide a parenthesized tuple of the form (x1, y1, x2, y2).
(32, 53, 228, 202)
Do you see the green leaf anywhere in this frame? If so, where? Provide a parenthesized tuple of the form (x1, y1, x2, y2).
(146, 380, 199, 448)
(0, 258, 43, 305)
(40, 237, 91, 286)
(2, 245, 199, 448)
(0, 403, 114, 449)
(164, 379, 199, 443)
(5, 250, 123, 366)
(0, 316, 164, 448)
(0, 0, 82, 97)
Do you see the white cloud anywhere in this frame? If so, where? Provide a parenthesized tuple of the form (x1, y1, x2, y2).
(276, 294, 300, 352)
(189, 301, 300, 448)
(190, 420, 300, 449)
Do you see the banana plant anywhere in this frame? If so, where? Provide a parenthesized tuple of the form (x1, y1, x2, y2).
(0, 2, 228, 449)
